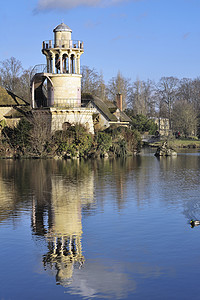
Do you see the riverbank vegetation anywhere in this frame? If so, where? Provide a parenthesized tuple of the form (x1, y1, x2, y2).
(0, 117, 142, 159)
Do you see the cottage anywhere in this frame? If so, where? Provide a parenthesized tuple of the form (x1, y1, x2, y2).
(0, 87, 29, 130)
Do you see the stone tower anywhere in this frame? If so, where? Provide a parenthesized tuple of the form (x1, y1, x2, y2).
(31, 23, 84, 108)
(30, 23, 94, 134)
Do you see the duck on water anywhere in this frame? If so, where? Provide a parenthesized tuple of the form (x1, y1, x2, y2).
(190, 220, 200, 228)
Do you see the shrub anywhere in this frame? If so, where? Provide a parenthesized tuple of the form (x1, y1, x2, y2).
(106, 126, 142, 155)
(125, 113, 158, 134)
(95, 131, 112, 152)
(55, 124, 93, 158)
(2, 118, 32, 154)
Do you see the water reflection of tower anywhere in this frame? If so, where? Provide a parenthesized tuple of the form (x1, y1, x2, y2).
(31, 161, 95, 286)
(43, 177, 85, 285)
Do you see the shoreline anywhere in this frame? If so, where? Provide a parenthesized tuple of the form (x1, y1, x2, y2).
(147, 139, 200, 149)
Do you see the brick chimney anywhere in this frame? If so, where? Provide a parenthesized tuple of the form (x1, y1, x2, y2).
(116, 93, 123, 111)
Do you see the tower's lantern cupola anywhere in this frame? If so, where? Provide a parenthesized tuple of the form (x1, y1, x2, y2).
(53, 23, 72, 48)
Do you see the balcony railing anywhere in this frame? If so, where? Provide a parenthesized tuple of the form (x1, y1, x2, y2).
(42, 40, 84, 50)
(51, 98, 81, 108)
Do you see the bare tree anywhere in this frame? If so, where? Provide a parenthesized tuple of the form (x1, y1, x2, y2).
(190, 78, 200, 111)
(144, 80, 157, 116)
(129, 79, 144, 114)
(81, 66, 107, 100)
(0, 57, 22, 93)
(128, 79, 156, 116)
(156, 77, 179, 130)
(107, 71, 130, 109)
(19, 68, 32, 103)
(81, 65, 97, 95)
(178, 78, 193, 103)
(95, 70, 107, 101)
(0, 57, 31, 102)
(172, 100, 197, 137)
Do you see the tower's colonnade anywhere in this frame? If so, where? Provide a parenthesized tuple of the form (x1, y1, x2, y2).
(42, 23, 84, 76)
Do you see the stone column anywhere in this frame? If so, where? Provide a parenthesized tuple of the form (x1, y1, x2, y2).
(74, 55, 77, 74)
(68, 54, 71, 74)
(71, 56, 74, 74)
(52, 53, 55, 74)
(64, 57, 67, 73)
(59, 52, 63, 74)
(46, 57, 49, 73)
(77, 55, 80, 74)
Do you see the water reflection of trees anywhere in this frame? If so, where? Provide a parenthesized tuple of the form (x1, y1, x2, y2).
(0, 160, 31, 222)
(156, 154, 200, 208)
(88, 157, 141, 210)
(0, 157, 142, 221)
(1, 154, 199, 223)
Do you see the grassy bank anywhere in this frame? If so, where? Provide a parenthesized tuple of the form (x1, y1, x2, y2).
(149, 138, 200, 149)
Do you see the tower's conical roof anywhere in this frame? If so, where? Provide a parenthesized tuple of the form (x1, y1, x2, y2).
(53, 23, 72, 33)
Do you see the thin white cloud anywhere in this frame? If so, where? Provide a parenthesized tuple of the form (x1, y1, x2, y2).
(183, 32, 190, 40)
(66, 259, 172, 299)
(137, 11, 148, 21)
(84, 20, 101, 29)
(111, 12, 128, 19)
(36, 0, 140, 11)
(112, 35, 125, 41)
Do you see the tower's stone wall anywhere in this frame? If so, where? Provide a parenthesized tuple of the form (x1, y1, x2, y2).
(50, 108, 95, 134)
(32, 107, 95, 134)
(48, 74, 81, 107)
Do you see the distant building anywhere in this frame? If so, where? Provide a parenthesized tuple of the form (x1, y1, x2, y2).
(151, 117, 170, 136)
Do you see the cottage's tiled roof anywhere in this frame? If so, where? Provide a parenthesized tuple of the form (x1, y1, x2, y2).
(83, 94, 131, 123)
(90, 96, 118, 122)
(118, 111, 132, 122)
(0, 87, 29, 107)
(0, 87, 16, 106)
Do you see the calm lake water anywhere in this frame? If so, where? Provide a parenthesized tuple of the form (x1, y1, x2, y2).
(0, 149, 200, 300)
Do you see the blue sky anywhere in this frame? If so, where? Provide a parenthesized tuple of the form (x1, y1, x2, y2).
(0, 0, 200, 83)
